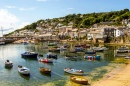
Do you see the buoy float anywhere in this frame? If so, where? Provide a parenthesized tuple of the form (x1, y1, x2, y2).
(84, 55, 100, 61)
(88, 56, 91, 60)
(92, 56, 95, 60)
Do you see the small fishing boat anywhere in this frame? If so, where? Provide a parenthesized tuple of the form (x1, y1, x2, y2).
(21, 51, 38, 58)
(101, 47, 109, 50)
(0, 41, 5, 45)
(74, 44, 81, 47)
(63, 44, 70, 48)
(75, 44, 90, 48)
(65, 55, 77, 59)
(18, 65, 30, 75)
(124, 55, 130, 59)
(64, 68, 83, 75)
(75, 47, 84, 52)
(23, 41, 28, 45)
(48, 42, 57, 46)
(4, 60, 13, 68)
(91, 47, 104, 52)
(85, 49, 96, 54)
(116, 46, 129, 53)
(39, 67, 51, 74)
(70, 76, 88, 85)
(39, 58, 53, 63)
(47, 53, 57, 59)
(48, 48, 60, 52)
(58, 46, 67, 50)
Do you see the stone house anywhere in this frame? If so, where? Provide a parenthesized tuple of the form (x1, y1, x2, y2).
(68, 29, 78, 38)
(78, 29, 87, 38)
(88, 27, 104, 40)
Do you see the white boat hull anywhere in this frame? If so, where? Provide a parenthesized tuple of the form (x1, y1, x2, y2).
(64, 68, 83, 75)
(5, 60, 13, 67)
(18, 66, 30, 75)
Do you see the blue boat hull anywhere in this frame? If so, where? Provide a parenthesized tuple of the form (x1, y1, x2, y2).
(21, 53, 38, 58)
(75, 49, 84, 52)
(85, 52, 96, 54)
(23, 42, 28, 45)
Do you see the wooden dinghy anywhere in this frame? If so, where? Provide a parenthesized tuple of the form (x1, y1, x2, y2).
(70, 76, 88, 85)
(39, 67, 51, 74)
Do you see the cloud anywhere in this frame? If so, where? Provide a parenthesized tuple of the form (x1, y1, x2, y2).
(19, 7, 35, 11)
(0, 9, 19, 36)
(60, 8, 74, 14)
(5, 6, 16, 9)
(17, 22, 30, 29)
(68, 8, 74, 10)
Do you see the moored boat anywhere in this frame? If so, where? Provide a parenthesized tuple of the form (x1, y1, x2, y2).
(0, 38, 5, 45)
(75, 44, 90, 48)
(64, 68, 83, 75)
(65, 55, 77, 60)
(48, 42, 57, 46)
(58, 46, 67, 50)
(47, 53, 57, 59)
(39, 67, 51, 74)
(39, 58, 53, 63)
(101, 47, 109, 50)
(23, 41, 28, 45)
(0, 41, 5, 45)
(70, 76, 88, 85)
(48, 48, 60, 52)
(21, 51, 38, 58)
(116, 46, 129, 53)
(4, 60, 13, 68)
(85, 49, 96, 54)
(124, 55, 130, 59)
(18, 65, 30, 75)
(75, 47, 84, 52)
(91, 47, 104, 52)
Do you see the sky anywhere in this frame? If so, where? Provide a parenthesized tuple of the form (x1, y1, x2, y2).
(0, 0, 130, 36)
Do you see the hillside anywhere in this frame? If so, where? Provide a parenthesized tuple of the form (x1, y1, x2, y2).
(5, 8, 130, 36)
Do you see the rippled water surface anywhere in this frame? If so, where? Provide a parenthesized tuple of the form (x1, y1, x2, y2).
(0, 44, 127, 86)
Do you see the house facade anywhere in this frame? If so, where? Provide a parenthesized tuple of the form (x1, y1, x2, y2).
(87, 27, 104, 40)
(104, 27, 121, 37)
(78, 30, 87, 38)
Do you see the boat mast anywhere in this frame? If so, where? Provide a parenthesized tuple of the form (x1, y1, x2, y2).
(1, 26, 3, 37)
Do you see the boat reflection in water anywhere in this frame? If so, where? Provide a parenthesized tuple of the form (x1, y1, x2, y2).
(39, 71, 51, 77)
(21, 56, 38, 61)
(18, 72, 30, 81)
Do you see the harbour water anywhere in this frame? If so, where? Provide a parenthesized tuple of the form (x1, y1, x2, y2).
(0, 43, 128, 86)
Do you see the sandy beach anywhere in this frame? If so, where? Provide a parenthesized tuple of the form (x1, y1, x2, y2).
(92, 60, 130, 86)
